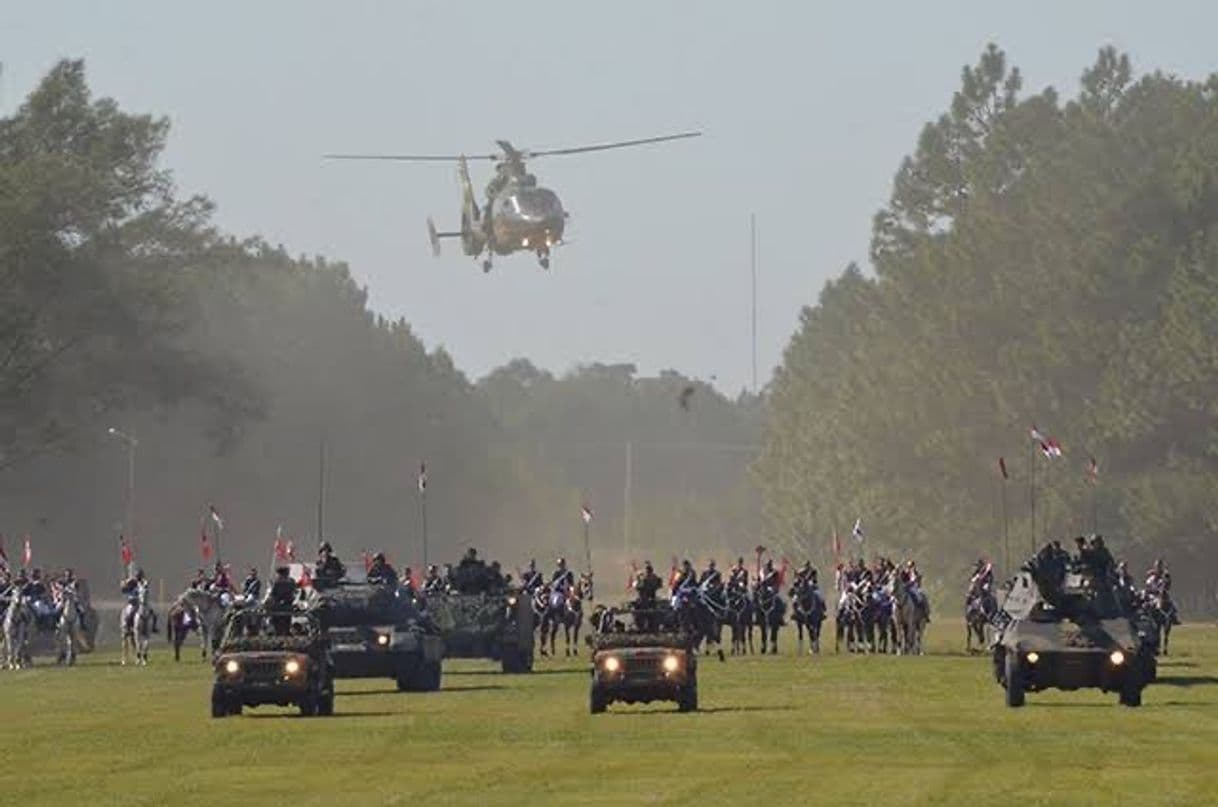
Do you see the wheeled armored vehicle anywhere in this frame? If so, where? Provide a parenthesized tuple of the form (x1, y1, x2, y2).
(992, 567, 1153, 708)
(588, 604, 697, 713)
(425, 588, 534, 673)
(211, 607, 334, 717)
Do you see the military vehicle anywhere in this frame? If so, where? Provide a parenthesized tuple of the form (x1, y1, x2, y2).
(211, 607, 334, 717)
(426, 588, 534, 673)
(313, 573, 444, 692)
(588, 604, 698, 713)
(992, 563, 1153, 708)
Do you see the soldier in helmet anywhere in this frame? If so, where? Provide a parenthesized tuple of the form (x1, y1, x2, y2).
(699, 559, 723, 591)
(727, 557, 749, 591)
(632, 561, 663, 632)
(551, 557, 575, 595)
(520, 559, 543, 594)
(422, 564, 446, 596)
(757, 559, 781, 596)
(314, 541, 346, 589)
(267, 566, 298, 635)
(241, 567, 262, 604)
(367, 552, 399, 588)
(670, 559, 697, 603)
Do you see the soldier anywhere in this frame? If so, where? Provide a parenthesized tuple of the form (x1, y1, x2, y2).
(422, 564, 446, 596)
(314, 541, 346, 589)
(58, 568, 89, 628)
(968, 559, 993, 603)
(267, 566, 298, 636)
(189, 568, 209, 590)
(367, 552, 399, 588)
(242, 567, 262, 603)
(699, 559, 723, 590)
(1115, 560, 1135, 592)
(551, 557, 575, 595)
(727, 557, 749, 591)
(757, 559, 781, 595)
(670, 559, 697, 603)
(24, 568, 55, 628)
(210, 561, 233, 593)
(119, 567, 152, 634)
(487, 561, 505, 593)
(1088, 536, 1115, 581)
(401, 567, 417, 598)
(520, 560, 543, 594)
(794, 561, 817, 588)
(1145, 558, 1171, 594)
(903, 560, 930, 622)
(454, 548, 488, 593)
(632, 561, 663, 632)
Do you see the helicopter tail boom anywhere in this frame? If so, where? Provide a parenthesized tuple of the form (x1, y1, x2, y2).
(426, 217, 463, 258)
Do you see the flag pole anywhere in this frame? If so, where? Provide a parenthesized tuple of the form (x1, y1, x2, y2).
(1028, 439, 1036, 555)
(418, 463, 429, 568)
(1000, 470, 1010, 575)
(583, 519, 592, 581)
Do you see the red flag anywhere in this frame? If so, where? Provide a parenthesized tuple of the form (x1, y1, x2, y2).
(120, 536, 134, 566)
(200, 530, 213, 562)
(273, 538, 288, 562)
(668, 557, 679, 589)
(1087, 456, 1099, 483)
(286, 540, 296, 560)
(22, 535, 32, 567)
(998, 456, 1009, 480)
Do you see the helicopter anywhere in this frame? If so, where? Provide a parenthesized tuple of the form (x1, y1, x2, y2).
(324, 132, 701, 272)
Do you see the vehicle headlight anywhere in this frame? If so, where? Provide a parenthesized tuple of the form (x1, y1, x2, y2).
(602, 656, 621, 673)
(1109, 650, 1125, 666)
(507, 596, 517, 607)
(224, 659, 240, 675)
(377, 633, 390, 646)
(521, 237, 530, 247)
(662, 655, 680, 673)
(284, 659, 301, 675)
(1025, 651, 1039, 664)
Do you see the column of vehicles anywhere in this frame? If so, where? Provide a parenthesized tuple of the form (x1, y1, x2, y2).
(208, 547, 532, 716)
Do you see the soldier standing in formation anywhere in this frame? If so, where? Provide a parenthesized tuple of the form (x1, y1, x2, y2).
(267, 566, 298, 636)
(520, 560, 543, 594)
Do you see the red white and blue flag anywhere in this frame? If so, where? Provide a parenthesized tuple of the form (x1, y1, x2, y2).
(581, 504, 593, 525)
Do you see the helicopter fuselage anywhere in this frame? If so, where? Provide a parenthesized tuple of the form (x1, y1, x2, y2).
(486, 185, 565, 256)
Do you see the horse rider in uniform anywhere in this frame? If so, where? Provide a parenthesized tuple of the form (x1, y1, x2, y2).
(241, 567, 262, 604)
(119, 567, 156, 633)
(267, 566, 298, 636)
(314, 541, 346, 589)
(24, 568, 57, 629)
(520, 560, 543, 594)
(699, 559, 723, 591)
(422, 564, 446, 596)
(57, 568, 89, 628)
(728, 557, 749, 591)
(551, 557, 575, 595)
(757, 559, 781, 596)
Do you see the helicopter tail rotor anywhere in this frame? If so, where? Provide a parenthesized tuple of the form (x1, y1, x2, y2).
(427, 218, 441, 257)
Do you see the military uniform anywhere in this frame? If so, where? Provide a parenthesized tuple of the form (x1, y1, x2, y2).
(550, 564, 575, 595)
(699, 564, 723, 590)
(242, 571, 262, 602)
(728, 564, 749, 591)
(367, 555, 399, 588)
(268, 569, 298, 635)
(633, 566, 663, 632)
(520, 562, 543, 594)
(314, 545, 346, 589)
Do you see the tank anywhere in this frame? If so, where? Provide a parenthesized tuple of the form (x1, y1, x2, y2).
(314, 579, 444, 692)
(991, 565, 1153, 708)
(425, 590, 534, 673)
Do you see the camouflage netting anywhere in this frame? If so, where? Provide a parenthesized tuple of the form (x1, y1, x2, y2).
(427, 593, 504, 635)
(221, 636, 317, 653)
(590, 632, 692, 651)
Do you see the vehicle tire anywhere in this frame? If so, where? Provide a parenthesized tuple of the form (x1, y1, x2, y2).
(298, 695, 318, 717)
(678, 680, 698, 713)
(1004, 650, 1025, 708)
(420, 660, 442, 691)
(395, 664, 414, 692)
(590, 687, 606, 714)
(501, 647, 531, 674)
(211, 685, 228, 719)
(317, 690, 335, 716)
(1120, 663, 1144, 707)
(227, 699, 242, 716)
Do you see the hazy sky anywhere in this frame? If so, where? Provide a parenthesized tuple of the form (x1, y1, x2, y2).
(4, 2, 1216, 393)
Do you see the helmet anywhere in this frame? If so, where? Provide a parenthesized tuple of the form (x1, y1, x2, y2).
(707, 559, 717, 569)
(556, 557, 567, 568)
(373, 552, 386, 563)
(528, 559, 536, 571)
(135, 568, 145, 579)
(427, 564, 438, 574)
(275, 566, 289, 576)
(644, 561, 654, 572)
(319, 541, 333, 553)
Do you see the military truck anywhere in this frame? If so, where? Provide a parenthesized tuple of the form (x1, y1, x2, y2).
(588, 604, 697, 713)
(313, 574, 444, 692)
(211, 607, 334, 717)
(425, 589, 534, 673)
(992, 565, 1153, 708)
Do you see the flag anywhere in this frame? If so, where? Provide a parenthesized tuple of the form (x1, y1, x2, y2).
(286, 540, 296, 560)
(668, 557, 679, 589)
(1087, 456, 1099, 483)
(22, 535, 32, 566)
(1029, 425, 1045, 443)
(407, 567, 419, 591)
(200, 530, 213, 562)
(581, 504, 593, 525)
(208, 504, 224, 530)
(273, 538, 288, 562)
(362, 551, 373, 573)
(1039, 441, 1052, 458)
(626, 561, 638, 593)
(120, 536, 134, 566)
(417, 463, 427, 493)
(998, 456, 1009, 480)
(1046, 438, 1063, 457)
(851, 519, 864, 543)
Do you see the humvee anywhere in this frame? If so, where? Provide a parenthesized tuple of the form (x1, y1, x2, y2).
(211, 607, 334, 717)
(588, 604, 697, 713)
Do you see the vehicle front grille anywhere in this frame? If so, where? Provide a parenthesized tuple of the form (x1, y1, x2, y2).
(244, 660, 287, 680)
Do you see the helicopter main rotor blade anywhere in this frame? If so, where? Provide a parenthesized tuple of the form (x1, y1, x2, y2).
(322, 153, 497, 162)
(522, 131, 702, 159)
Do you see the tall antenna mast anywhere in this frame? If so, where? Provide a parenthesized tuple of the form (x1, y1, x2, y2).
(750, 214, 758, 393)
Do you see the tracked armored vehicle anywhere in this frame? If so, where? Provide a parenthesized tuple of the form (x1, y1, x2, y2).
(211, 608, 334, 717)
(425, 589, 534, 673)
(992, 564, 1152, 708)
(314, 575, 443, 692)
(588, 604, 697, 713)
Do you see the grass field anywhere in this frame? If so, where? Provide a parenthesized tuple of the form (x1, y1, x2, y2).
(2, 621, 1216, 806)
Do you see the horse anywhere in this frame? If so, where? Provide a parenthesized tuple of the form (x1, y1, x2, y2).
(696, 583, 728, 660)
(725, 583, 753, 655)
(54, 584, 84, 666)
(835, 584, 866, 653)
(753, 585, 785, 655)
(121, 580, 153, 666)
(869, 581, 897, 654)
(556, 580, 586, 656)
(789, 579, 827, 655)
(893, 574, 929, 656)
(1143, 590, 1179, 655)
(964, 585, 996, 654)
(3, 589, 32, 669)
(167, 587, 226, 662)
(539, 584, 572, 657)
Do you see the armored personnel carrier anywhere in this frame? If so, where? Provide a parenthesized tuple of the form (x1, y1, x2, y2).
(588, 604, 697, 713)
(425, 589, 534, 673)
(992, 560, 1152, 708)
(313, 574, 444, 692)
(211, 607, 334, 717)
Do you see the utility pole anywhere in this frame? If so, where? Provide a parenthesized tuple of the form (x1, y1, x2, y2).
(623, 441, 632, 554)
(750, 214, 758, 394)
(316, 434, 327, 543)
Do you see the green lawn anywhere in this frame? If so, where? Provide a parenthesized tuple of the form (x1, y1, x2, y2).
(1, 621, 1215, 806)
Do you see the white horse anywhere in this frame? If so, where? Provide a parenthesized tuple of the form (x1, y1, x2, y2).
(121, 580, 153, 666)
(55, 584, 84, 666)
(168, 588, 227, 662)
(3, 589, 32, 669)
(893, 574, 929, 656)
